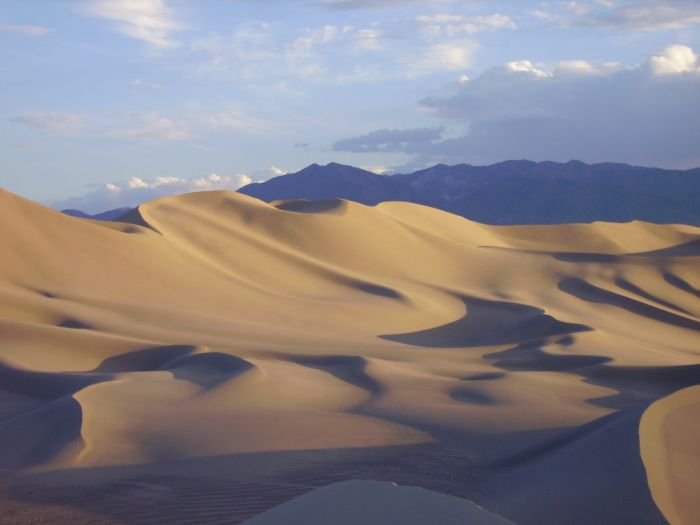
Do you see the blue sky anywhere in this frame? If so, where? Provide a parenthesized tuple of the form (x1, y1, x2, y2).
(1, 0, 699, 211)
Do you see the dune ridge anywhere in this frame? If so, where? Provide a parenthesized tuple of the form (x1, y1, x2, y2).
(0, 187, 698, 524)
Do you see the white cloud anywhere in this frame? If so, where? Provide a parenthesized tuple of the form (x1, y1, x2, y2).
(564, 2, 593, 16)
(10, 112, 84, 131)
(406, 39, 478, 74)
(353, 28, 382, 50)
(112, 113, 191, 141)
(129, 78, 163, 90)
(532, 9, 556, 20)
(199, 109, 273, 134)
(647, 44, 700, 75)
(80, 0, 183, 49)
(499, 59, 623, 78)
(53, 169, 285, 213)
(0, 23, 52, 36)
(360, 165, 390, 174)
(417, 13, 517, 37)
(504, 60, 551, 77)
(191, 22, 279, 81)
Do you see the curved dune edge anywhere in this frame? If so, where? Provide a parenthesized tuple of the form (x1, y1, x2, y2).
(640, 385, 700, 525)
(242, 480, 514, 525)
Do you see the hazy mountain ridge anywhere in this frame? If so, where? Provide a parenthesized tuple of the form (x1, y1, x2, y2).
(62, 207, 133, 221)
(240, 160, 700, 225)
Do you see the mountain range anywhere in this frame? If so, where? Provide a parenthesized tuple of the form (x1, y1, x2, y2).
(61, 160, 700, 225)
(62, 207, 133, 221)
(239, 160, 700, 225)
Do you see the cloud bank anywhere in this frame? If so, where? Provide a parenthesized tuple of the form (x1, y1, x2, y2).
(336, 44, 700, 169)
(52, 168, 285, 214)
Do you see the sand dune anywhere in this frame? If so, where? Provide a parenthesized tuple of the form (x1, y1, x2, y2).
(0, 187, 698, 524)
(641, 385, 700, 525)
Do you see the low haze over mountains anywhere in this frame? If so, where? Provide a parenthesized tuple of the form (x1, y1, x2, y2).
(239, 160, 700, 225)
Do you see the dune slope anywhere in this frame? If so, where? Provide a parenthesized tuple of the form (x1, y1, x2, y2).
(0, 188, 698, 524)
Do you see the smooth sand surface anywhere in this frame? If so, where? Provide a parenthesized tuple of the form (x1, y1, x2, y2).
(0, 187, 698, 524)
(243, 480, 514, 524)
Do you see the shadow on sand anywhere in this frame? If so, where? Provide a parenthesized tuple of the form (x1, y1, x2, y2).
(380, 295, 591, 348)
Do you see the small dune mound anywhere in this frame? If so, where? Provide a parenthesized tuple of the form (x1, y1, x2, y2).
(165, 351, 255, 390)
(92, 345, 255, 389)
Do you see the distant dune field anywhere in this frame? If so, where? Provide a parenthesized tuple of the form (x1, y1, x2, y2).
(0, 188, 698, 524)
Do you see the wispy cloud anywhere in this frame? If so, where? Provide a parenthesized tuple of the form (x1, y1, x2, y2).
(111, 113, 191, 141)
(193, 22, 388, 83)
(319, 0, 459, 10)
(129, 78, 164, 90)
(0, 23, 52, 36)
(543, 0, 700, 31)
(9, 106, 277, 143)
(79, 0, 183, 49)
(416, 14, 517, 37)
(198, 108, 275, 134)
(10, 112, 84, 131)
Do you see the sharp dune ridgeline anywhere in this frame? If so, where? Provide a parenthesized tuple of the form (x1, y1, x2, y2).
(1, 186, 699, 524)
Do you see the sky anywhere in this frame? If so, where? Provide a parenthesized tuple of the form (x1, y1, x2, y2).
(1, 0, 699, 212)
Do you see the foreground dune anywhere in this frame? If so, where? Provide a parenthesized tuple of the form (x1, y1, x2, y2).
(0, 187, 698, 524)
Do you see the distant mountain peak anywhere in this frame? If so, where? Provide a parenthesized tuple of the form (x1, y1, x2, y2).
(238, 160, 700, 225)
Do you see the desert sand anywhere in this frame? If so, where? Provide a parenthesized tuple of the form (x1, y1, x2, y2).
(0, 187, 698, 524)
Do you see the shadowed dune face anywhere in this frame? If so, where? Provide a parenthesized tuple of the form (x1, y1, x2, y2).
(273, 198, 348, 215)
(559, 277, 700, 331)
(381, 295, 592, 347)
(0, 188, 698, 524)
